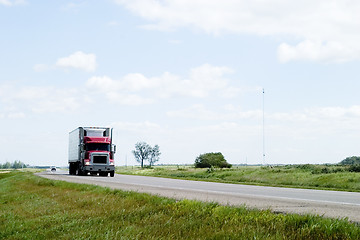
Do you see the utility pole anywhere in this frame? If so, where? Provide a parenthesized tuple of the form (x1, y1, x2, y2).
(262, 88, 266, 166)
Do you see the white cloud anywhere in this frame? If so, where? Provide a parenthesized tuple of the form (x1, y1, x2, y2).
(167, 104, 262, 121)
(270, 106, 360, 124)
(0, 84, 82, 115)
(112, 121, 162, 133)
(115, 0, 360, 63)
(7, 112, 25, 119)
(0, 0, 26, 6)
(31, 94, 80, 113)
(278, 40, 357, 63)
(56, 51, 97, 72)
(167, 104, 220, 120)
(0, 112, 25, 119)
(0, 0, 11, 5)
(187, 64, 233, 97)
(15, 86, 51, 100)
(167, 104, 360, 135)
(106, 92, 154, 105)
(86, 64, 239, 105)
(123, 73, 161, 91)
(86, 75, 116, 92)
(86, 75, 155, 105)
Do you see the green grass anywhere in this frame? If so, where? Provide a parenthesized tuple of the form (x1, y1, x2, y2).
(116, 165, 360, 192)
(1, 171, 359, 239)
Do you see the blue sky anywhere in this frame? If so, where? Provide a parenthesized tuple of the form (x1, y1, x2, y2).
(1, 0, 360, 166)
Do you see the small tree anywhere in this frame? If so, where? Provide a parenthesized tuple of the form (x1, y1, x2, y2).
(12, 160, 26, 169)
(195, 152, 232, 168)
(132, 142, 151, 168)
(149, 144, 161, 167)
(132, 142, 161, 168)
(0, 162, 11, 169)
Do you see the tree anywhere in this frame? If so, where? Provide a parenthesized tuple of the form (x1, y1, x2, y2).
(132, 142, 150, 168)
(4, 162, 11, 169)
(195, 152, 232, 168)
(339, 156, 360, 165)
(149, 144, 161, 167)
(12, 160, 25, 169)
(0, 160, 26, 169)
(132, 142, 161, 168)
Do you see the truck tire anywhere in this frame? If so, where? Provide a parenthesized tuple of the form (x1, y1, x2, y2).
(77, 163, 83, 176)
(69, 163, 76, 175)
(110, 171, 114, 177)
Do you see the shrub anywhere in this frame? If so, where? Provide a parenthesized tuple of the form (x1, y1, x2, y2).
(195, 152, 232, 168)
(295, 164, 316, 170)
(321, 167, 330, 174)
(348, 164, 360, 172)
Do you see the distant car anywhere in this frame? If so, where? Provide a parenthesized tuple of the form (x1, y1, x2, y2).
(51, 167, 56, 172)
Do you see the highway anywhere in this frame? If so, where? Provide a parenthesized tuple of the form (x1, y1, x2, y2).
(38, 170, 360, 222)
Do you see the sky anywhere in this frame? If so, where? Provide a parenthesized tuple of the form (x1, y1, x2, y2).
(1, 0, 360, 167)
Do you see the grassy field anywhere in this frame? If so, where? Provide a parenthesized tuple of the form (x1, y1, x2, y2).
(1, 171, 360, 239)
(115, 164, 360, 192)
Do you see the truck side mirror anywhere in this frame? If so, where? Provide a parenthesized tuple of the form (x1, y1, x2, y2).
(112, 145, 116, 153)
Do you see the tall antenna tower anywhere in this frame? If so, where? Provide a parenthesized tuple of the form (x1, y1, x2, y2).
(262, 88, 266, 166)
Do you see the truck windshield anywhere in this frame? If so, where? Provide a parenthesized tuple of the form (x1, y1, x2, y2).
(86, 143, 110, 151)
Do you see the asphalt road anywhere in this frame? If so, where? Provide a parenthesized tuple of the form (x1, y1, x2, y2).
(38, 170, 360, 222)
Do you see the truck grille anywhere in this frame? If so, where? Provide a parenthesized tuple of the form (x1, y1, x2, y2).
(93, 155, 107, 164)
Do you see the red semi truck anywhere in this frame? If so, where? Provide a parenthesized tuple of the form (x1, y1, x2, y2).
(68, 127, 116, 177)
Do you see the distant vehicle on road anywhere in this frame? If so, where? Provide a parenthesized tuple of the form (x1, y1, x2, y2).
(68, 127, 116, 177)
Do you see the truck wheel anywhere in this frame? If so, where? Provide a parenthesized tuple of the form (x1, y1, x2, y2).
(77, 163, 83, 176)
(110, 171, 114, 177)
(69, 163, 76, 175)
